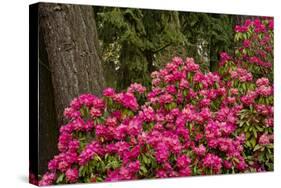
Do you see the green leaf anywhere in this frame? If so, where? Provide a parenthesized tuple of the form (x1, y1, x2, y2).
(253, 129, 257, 138)
(56, 173, 65, 184)
(183, 90, 188, 97)
(250, 137, 257, 147)
(253, 144, 263, 151)
(245, 132, 251, 139)
(193, 166, 197, 175)
(79, 166, 85, 176)
(142, 154, 150, 164)
(256, 126, 264, 132)
(245, 141, 251, 147)
(233, 157, 240, 163)
(96, 177, 103, 182)
(239, 121, 244, 127)
(94, 155, 102, 162)
(266, 144, 273, 149)
(140, 165, 147, 174)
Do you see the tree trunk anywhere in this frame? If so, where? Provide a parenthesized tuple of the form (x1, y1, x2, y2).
(235, 15, 257, 25)
(39, 3, 105, 124)
(38, 3, 105, 174)
(38, 32, 58, 174)
(118, 42, 149, 90)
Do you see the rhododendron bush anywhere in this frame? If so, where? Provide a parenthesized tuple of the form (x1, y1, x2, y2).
(38, 18, 273, 186)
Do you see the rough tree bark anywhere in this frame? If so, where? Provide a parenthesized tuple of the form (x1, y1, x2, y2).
(38, 3, 105, 173)
(39, 3, 105, 123)
(38, 29, 59, 174)
(236, 15, 257, 25)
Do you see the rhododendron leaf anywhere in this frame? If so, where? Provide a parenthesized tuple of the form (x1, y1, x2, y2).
(80, 106, 90, 118)
(233, 157, 239, 163)
(94, 155, 102, 162)
(265, 98, 269, 104)
(239, 121, 244, 127)
(183, 90, 188, 97)
(191, 100, 196, 105)
(140, 165, 148, 175)
(248, 160, 254, 166)
(265, 151, 271, 160)
(95, 118, 103, 124)
(56, 173, 65, 184)
(249, 105, 254, 112)
(123, 109, 134, 117)
(242, 83, 246, 91)
(246, 141, 251, 148)
(96, 161, 105, 172)
(96, 177, 103, 182)
(105, 157, 120, 170)
(250, 137, 257, 147)
(253, 129, 257, 138)
(266, 144, 273, 149)
(142, 154, 150, 164)
(245, 132, 251, 139)
(193, 166, 197, 174)
(103, 110, 109, 118)
(256, 126, 263, 132)
(79, 166, 85, 176)
(253, 144, 263, 152)
(215, 82, 219, 89)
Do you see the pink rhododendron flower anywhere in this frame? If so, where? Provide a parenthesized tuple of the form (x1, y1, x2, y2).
(128, 83, 146, 94)
(66, 168, 79, 183)
(103, 87, 116, 97)
(259, 134, 272, 145)
(243, 39, 251, 48)
(177, 155, 191, 169)
(203, 153, 222, 173)
(39, 172, 56, 186)
(194, 144, 206, 156)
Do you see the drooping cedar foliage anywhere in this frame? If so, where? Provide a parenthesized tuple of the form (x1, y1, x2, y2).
(95, 8, 236, 90)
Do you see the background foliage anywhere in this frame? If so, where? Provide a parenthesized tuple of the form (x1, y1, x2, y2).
(94, 7, 238, 90)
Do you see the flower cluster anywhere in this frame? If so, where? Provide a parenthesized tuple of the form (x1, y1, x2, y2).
(202, 153, 222, 173)
(234, 18, 273, 80)
(39, 172, 56, 186)
(219, 17, 273, 172)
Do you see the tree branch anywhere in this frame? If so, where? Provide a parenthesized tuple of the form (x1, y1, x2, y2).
(152, 43, 172, 54)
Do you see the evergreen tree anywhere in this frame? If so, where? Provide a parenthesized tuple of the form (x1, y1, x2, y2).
(95, 7, 236, 89)
(96, 7, 185, 90)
